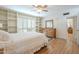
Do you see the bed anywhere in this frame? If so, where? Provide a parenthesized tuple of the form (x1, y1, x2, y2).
(0, 30, 48, 54)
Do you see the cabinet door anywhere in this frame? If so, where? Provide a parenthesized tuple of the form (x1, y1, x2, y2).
(77, 16, 79, 45)
(72, 16, 77, 42)
(0, 9, 7, 31)
(7, 10, 17, 33)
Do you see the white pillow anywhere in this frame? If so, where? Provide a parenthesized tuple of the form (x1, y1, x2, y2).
(0, 30, 10, 41)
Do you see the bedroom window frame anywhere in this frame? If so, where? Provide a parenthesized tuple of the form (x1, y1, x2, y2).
(17, 16, 36, 32)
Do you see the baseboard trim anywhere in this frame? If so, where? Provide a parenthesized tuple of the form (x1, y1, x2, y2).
(56, 37, 66, 40)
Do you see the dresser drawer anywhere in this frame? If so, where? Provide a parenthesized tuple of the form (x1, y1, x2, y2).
(43, 28, 56, 38)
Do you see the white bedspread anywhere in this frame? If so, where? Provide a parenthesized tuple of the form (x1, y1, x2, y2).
(5, 32, 48, 54)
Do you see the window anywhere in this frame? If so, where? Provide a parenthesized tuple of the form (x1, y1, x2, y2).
(17, 15, 36, 32)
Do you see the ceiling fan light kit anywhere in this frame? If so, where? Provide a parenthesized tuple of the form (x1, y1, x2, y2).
(33, 5, 48, 13)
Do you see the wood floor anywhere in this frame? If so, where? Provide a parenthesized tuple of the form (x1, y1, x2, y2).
(35, 39, 79, 54)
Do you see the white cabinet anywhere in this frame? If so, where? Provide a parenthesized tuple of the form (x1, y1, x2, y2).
(0, 8, 7, 31)
(76, 15, 79, 45)
(77, 31, 79, 45)
(7, 10, 17, 33)
(0, 8, 17, 33)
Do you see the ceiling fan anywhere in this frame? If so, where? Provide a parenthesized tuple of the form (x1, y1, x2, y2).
(32, 5, 48, 13)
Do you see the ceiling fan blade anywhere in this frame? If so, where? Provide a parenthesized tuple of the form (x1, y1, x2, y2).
(43, 10, 48, 12)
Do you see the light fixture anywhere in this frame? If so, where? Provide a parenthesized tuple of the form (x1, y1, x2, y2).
(33, 5, 48, 13)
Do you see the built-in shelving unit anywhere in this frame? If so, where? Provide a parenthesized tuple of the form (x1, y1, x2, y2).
(0, 8, 17, 33)
(0, 8, 7, 31)
(0, 8, 42, 33)
(36, 17, 42, 32)
(7, 10, 17, 33)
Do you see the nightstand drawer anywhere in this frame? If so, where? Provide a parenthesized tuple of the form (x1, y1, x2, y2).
(0, 48, 4, 54)
(0, 41, 9, 54)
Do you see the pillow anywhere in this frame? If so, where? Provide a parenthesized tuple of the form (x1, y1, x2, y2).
(0, 30, 10, 41)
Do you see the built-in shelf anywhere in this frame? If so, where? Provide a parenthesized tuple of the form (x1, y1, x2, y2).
(0, 8, 17, 33)
(0, 8, 42, 33)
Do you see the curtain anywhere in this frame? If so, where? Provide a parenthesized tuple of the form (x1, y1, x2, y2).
(17, 13, 37, 32)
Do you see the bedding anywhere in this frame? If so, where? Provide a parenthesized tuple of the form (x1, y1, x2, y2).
(0, 30, 9, 41)
(3, 32, 48, 54)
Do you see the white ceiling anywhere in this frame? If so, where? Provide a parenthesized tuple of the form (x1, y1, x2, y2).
(0, 5, 79, 18)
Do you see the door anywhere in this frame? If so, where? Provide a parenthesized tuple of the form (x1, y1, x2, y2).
(67, 16, 77, 43)
(76, 15, 79, 45)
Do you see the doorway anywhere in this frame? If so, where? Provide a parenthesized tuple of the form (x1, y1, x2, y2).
(67, 16, 77, 43)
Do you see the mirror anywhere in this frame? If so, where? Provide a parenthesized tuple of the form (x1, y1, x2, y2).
(45, 20, 53, 28)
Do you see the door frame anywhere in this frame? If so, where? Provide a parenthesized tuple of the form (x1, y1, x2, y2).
(66, 16, 77, 43)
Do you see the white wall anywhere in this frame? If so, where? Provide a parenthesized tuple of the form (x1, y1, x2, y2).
(42, 7, 79, 40)
(42, 15, 68, 39)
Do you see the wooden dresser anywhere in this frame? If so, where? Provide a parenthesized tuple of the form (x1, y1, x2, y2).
(42, 28, 56, 38)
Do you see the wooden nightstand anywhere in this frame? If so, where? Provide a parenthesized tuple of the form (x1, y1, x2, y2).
(0, 48, 4, 54)
(0, 41, 8, 54)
